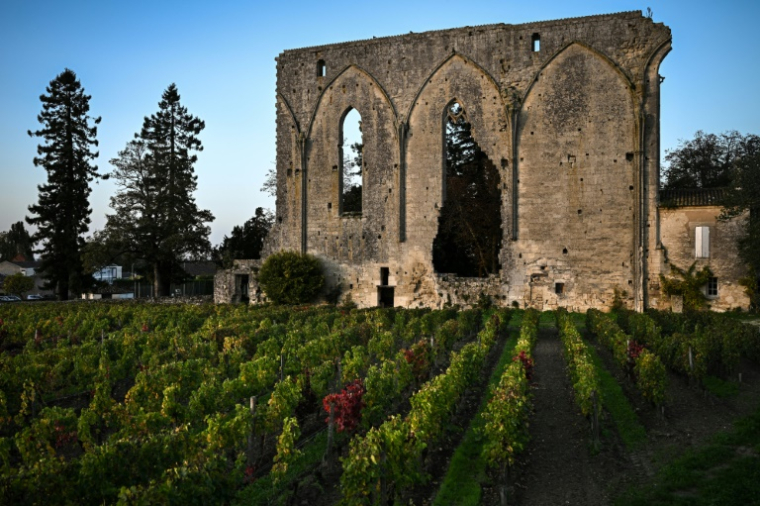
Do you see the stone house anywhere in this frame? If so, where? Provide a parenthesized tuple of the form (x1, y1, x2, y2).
(215, 11, 749, 311)
(657, 189, 750, 311)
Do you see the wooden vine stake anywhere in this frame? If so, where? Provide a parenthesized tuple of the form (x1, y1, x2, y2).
(688, 346, 694, 386)
(591, 390, 601, 450)
(430, 336, 436, 379)
(499, 462, 509, 506)
(323, 400, 335, 465)
(247, 396, 257, 466)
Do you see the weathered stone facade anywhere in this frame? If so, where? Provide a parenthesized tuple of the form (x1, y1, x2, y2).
(218, 11, 698, 311)
(656, 190, 750, 311)
(213, 260, 264, 304)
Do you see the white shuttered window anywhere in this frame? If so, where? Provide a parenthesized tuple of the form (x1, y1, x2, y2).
(695, 226, 710, 258)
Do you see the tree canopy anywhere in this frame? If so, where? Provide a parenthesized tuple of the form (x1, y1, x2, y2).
(213, 207, 274, 268)
(26, 69, 102, 299)
(662, 131, 760, 190)
(104, 84, 213, 296)
(0, 222, 34, 262)
(432, 102, 502, 277)
(3, 273, 36, 298)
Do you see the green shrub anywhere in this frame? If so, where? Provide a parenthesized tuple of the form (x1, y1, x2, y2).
(258, 251, 324, 304)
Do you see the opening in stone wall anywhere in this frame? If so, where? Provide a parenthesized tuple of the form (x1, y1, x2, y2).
(532, 33, 541, 52)
(340, 108, 363, 215)
(433, 101, 502, 277)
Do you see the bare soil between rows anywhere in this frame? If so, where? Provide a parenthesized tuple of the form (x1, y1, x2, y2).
(489, 325, 760, 506)
(281, 322, 760, 506)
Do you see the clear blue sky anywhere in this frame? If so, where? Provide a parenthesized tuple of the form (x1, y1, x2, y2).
(1, 0, 758, 247)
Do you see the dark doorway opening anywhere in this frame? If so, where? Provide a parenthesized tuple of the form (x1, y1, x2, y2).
(378, 287, 394, 307)
(235, 274, 250, 303)
(378, 267, 393, 307)
(433, 101, 502, 277)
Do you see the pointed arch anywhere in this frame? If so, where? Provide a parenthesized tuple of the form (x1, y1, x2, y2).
(513, 39, 639, 304)
(303, 63, 400, 264)
(306, 64, 397, 139)
(521, 41, 637, 109)
(404, 52, 511, 272)
(405, 52, 503, 124)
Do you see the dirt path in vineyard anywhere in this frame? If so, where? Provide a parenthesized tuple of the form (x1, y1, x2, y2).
(512, 326, 633, 506)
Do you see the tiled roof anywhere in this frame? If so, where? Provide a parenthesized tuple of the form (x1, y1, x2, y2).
(13, 261, 40, 269)
(659, 188, 726, 207)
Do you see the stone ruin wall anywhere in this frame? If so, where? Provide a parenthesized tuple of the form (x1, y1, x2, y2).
(259, 11, 672, 311)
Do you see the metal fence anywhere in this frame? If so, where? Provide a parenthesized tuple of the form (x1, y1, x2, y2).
(130, 279, 215, 298)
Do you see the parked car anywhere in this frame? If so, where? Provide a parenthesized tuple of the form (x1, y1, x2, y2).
(26, 294, 44, 300)
(0, 295, 20, 302)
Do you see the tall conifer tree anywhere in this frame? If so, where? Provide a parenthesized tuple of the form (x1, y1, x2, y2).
(106, 84, 213, 296)
(27, 69, 101, 300)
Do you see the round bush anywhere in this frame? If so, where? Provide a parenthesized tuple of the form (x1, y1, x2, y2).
(258, 251, 324, 304)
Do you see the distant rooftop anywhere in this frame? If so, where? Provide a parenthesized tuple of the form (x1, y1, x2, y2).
(2, 260, 40, 269)
(659, 188, 726, 207)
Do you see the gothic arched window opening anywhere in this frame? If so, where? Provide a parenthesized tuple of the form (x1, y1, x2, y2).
(340, 108, 363, 215)
(433, 101, 502, 277)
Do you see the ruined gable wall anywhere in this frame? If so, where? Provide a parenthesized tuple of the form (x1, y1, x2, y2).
(262, 11, 671, 310)
(513, 43, 638, 311)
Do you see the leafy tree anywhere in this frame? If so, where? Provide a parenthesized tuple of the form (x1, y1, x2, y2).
(662, 131, 760, 190)
(342, 142, 363, 214)
(433, 102, 502, 277)
(213, 207, 274, 268)
(26, 69, 102, 300)
(261, 166, 277, 198)
(0, 222, 35, 262)
(105, 85, 214, 296)
(719, 146, 760, 310)
(258, 251, 324, 304)
(3, 273, 35, 298)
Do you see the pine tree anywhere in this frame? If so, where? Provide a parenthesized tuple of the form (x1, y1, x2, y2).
(106, 84, 213, 296)
(26, 69, 101, 299)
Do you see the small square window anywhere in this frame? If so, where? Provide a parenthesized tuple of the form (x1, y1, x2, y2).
(707, 277, 718, 297)
(380, 267, 390, 286)
(555, 282, 565, 295)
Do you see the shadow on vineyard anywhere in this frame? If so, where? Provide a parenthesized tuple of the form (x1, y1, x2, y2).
(0, 301, 759, 505)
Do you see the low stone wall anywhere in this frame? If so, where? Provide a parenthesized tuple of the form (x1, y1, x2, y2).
(434, 274, 504, 309)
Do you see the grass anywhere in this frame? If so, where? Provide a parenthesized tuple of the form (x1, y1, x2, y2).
(702, 375, 740, 399)
(432, 331, 519, 505)
(586, 345, 647, 449)
(615, 405, 760, 506)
